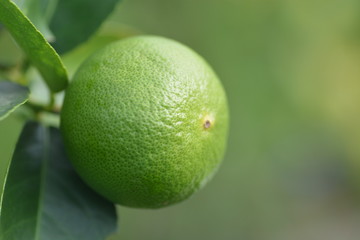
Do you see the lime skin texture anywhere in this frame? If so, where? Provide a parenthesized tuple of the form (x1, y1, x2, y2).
(60, 35, 229, 209)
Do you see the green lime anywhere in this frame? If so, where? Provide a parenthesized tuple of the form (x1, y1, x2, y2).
(60, 36, 229, 208)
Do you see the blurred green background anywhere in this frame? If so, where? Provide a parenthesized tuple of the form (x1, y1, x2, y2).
(3, 0, 360, 239)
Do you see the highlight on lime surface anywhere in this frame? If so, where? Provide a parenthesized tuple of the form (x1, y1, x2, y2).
(60, 35, 229, 209)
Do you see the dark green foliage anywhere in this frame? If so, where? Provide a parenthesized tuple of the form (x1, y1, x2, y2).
(50, 0, 120, 53)
(0, 122, 117, 240)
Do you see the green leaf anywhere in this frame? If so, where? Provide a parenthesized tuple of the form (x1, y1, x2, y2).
(0, 122, 117, 240)
(0, 81, 29, 121)
(13, 0, 58, 41)
(50, 0, 121, 53)
(0, 0, 68, 93)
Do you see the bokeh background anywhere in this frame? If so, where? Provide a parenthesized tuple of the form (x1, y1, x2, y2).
(2, 0, 360, 239)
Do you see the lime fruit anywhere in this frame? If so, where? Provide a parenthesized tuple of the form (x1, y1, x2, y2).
(60, 36, 229, 208)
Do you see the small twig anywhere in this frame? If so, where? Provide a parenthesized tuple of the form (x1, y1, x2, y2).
(25, 101, 60, 115)
(47, 93, 56, 111)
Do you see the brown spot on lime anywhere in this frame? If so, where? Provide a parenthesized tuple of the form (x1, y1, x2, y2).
(204, 120, 211, 129)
